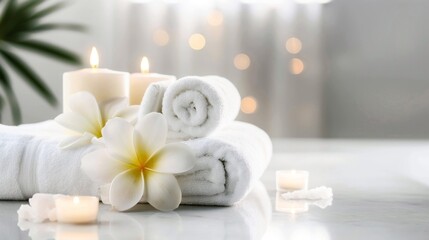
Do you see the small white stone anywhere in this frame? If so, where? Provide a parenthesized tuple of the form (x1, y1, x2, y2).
(17, 193, 64, 223)
(281, 186, 333, 200)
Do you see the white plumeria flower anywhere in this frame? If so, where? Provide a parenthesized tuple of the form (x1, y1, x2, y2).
(55, 91, 139, 149)
(81, 113, 195, 211)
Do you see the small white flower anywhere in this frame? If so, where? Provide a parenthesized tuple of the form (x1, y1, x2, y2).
(55, 92, 138, 149)
(81, 113, 195, 211)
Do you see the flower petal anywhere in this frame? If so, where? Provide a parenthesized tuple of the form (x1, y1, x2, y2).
(68, 92, 103, 129)
(99, 97, 129, 122)
(81, 149, 128, 184)
(99, 184, 111, 205)
(102, 118, 138, 166)
(144, 171, 181, 211)
(55, 112, 98, 135)
(116, 106, 139, 124)
(146, 143, 195, 174)
(58, 132, 95, 150)
(134, 113, 168, 163)
(110, 169, 144, 211)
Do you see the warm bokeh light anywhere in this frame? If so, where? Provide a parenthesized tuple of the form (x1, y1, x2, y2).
(290, 58, 304, 75)
(234, 53, 251, 70)
(90, 47, 99, 69)
(285, 37, 302, 54)
(153, 29, 170, 46)
(207, 10, 224, 26)
(241, 96, 258, 114)
(188, 33, 206, 50)
(141, 56, 149, 73)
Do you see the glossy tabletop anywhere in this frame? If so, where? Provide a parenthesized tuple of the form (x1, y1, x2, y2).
(2, 139, 429, 240)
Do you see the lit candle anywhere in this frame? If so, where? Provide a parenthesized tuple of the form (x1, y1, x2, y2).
(129, 56, 176, 105)
(276, 170, 309, 192)
(55, 196, 99, 224)
(275, 192, 309, 213)
(63, 47, 130, 112)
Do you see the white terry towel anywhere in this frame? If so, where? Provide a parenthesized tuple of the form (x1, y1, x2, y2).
(179, 121, 272, 205)
(138, 79, 175, 116)
(0, 122, 98, 200)
(162, 76, 241, 139)
(0, 121, 271, 206)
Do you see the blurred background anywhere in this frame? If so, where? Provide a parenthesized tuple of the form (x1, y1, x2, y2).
(1, 0, 429, 139)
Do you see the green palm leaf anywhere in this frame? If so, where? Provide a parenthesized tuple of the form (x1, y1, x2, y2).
(0, 62, 22, 124)
(0, 94, 4, 122)
(0, 48, 56, 105)
(27, 2, 66, 22)
(11, 40, 81, 64)
(28, 23, 86, 33)
(0, 0, 85, 124)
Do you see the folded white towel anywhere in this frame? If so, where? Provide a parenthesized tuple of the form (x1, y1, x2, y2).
(162, 76, 241, 139)
(0, 122, 98, 200)
(0, 121, 272, 206)
(138, 79, 175, 116)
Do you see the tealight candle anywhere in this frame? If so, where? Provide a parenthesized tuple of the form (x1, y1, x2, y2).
(55, 196, 99, 224)
(276, 170, 309, 192)
(275, 192, 309, 213)
(129, 56, 176, 105)
(63, 47, 129, 112)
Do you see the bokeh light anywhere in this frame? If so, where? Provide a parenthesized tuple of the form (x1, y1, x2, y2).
(241, 96, 258, 114)
(234, 53, 251, 70)
(207, 10, 224, 26)
(188, 33, 206, 50)
(153, 29, 170, 46)
(285, 37, 302, 54)
(290, 58, 304, 75)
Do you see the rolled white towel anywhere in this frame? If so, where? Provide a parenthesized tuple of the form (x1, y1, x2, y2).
(179, 121, 272, 205)
(0, 121, 271, 206)
(162, 76, 241, 139)
(138, 79, 175, 116)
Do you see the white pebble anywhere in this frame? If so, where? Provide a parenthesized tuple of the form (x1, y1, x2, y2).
(281, 186, 333, 200)
(17, 193, 64, 223)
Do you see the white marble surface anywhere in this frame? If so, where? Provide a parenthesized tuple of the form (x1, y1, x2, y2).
(2, 139, 429, 240)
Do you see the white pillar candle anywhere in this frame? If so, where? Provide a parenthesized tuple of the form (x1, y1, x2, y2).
(63, 47, 130, 112)
(55, 196, 99, 224)
(129, 57, 175, 105)
(276, 170, 309, 192)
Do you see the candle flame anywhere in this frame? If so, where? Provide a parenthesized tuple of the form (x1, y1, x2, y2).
(141, 56, 149, 73)
(90, 47, 99, 69)
(73, 196, 80, 205)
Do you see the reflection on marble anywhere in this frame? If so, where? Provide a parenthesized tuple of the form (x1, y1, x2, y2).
(15, 182, 271, 240)
(289, 223, 331, 240)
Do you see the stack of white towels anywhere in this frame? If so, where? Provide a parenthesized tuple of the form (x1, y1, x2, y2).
(0, 76, 272, 206)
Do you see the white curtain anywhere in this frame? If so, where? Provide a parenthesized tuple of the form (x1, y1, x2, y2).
(110, 0, 325, 137)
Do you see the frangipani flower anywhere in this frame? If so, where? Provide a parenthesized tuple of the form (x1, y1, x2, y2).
(55, 91, 138, 149)
(81, 113, 195, 211)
